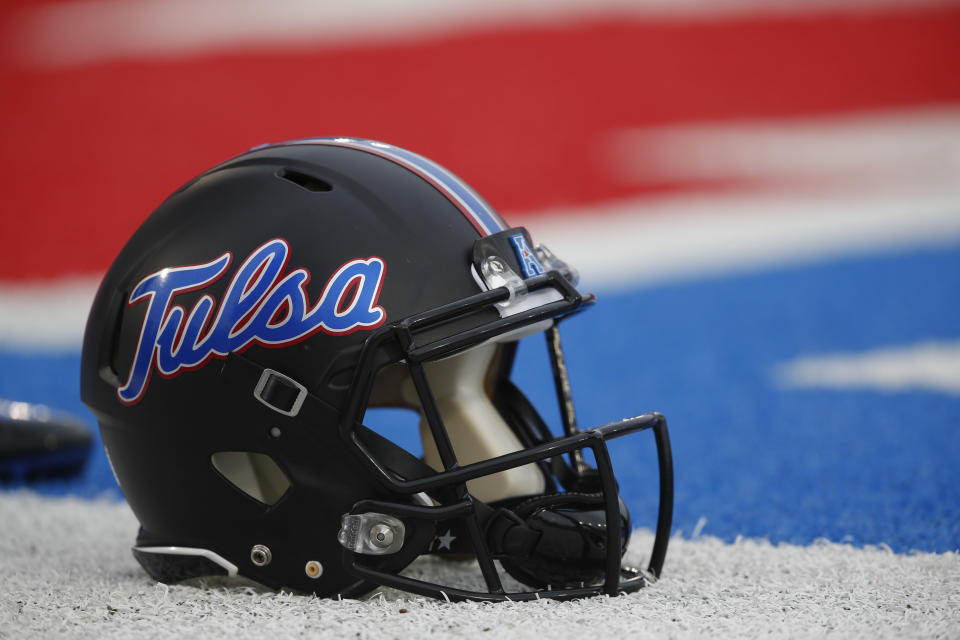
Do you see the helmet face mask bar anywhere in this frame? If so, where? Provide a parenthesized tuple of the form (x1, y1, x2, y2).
(80, 139, 674, 603)
(332, 248, 675, 601)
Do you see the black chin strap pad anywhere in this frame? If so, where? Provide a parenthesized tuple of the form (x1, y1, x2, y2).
(487, 492, 632, 589)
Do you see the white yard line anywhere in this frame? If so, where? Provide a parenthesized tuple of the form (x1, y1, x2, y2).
(10, 0, 958, 68)
(606, 107, 960, 189)
(519, 183, 960, 290)
(774, 340, 960, 395)
(0, 276, 100, 351)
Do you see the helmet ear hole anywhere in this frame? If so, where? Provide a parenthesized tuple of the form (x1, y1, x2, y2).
(211, 452, 291, 506)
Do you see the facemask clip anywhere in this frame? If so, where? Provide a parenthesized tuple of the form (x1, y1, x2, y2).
(338, 512, 406, 555)
(480, 255, 527, 311)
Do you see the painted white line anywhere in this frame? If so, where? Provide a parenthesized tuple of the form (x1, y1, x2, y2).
(0, 276, 100, 351)
(9, 0, 957, 68)
(519, 183, 960, 290)
(774, 340, 960, 395)
(606, 106, 960, 191)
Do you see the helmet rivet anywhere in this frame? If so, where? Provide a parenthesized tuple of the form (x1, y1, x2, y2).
(250, 544, 272, 567)
(369, 523, 395, 548)
(304, 560, 323, 579)
(485, 257, 506, 273)
(269, 426, 282, 439)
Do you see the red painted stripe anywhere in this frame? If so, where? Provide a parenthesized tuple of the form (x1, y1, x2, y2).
(1, 6, 958, 279)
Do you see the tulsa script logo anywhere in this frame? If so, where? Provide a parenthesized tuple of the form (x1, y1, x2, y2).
(117, 238, 386, 404)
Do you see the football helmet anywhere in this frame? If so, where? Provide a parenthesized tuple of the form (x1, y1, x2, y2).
(81, 138, 673, 601)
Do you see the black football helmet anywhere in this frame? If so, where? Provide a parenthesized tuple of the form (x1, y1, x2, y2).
(81, 138, 673, 601)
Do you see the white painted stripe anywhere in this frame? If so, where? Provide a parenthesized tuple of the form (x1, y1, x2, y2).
(10, 0, 958, 68)
(0, 276, 100, 351)
(606, 106, 960, 192)
(774, 340, 960, 395)
(520, 182, 960, 291)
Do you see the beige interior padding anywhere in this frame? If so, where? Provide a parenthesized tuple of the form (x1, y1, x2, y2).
(211, 451, 291, 505)
(369, 343, 545, 503)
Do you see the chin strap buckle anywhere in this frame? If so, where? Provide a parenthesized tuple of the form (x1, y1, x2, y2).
(253, 368, 307, 417)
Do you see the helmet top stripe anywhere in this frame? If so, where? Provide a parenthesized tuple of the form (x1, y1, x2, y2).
(284, 138, 508, 236)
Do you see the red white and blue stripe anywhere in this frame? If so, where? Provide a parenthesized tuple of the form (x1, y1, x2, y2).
(285, 137, 509, 236)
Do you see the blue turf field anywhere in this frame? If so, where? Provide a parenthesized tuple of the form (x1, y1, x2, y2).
(2, 244, 958, 553)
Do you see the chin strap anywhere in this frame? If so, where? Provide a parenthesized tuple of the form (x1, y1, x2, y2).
(481, 492, 631, 589)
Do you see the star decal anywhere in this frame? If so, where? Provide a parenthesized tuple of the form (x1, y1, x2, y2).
(435, 529, 456, 551)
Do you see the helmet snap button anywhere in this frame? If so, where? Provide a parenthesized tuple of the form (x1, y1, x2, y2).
(369, 523, 395, 548)
(250, 544, 272, 567)
(305, 560, 323, 579)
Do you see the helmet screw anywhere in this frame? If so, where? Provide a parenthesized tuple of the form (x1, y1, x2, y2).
(369, 523, 395, 549)
(250, 544, 272, 567)
(304, 560, 323, 579)
(485, 257, 506, 273)
(269, 426, 282, 439)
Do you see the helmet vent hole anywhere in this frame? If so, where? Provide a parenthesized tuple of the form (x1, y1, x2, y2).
(277, 168, 332, 192)
(211, 451, 291, 506)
